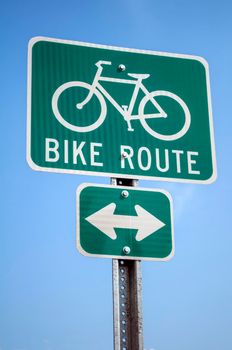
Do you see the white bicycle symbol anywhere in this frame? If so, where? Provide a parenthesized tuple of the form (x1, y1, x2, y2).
(52, 60, 191, 141)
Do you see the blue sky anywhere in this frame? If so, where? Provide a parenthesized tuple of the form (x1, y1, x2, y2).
(1, 0, 232, 349)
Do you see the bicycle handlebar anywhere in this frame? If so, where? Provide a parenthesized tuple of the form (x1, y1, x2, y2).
(95, 60, 112, 67)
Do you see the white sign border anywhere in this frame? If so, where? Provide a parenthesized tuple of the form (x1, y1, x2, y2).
(27, 36, 217, 184)
(76, 183, 175, 262)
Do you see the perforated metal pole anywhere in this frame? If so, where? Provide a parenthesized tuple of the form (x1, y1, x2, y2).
(111, 178, 144, 350)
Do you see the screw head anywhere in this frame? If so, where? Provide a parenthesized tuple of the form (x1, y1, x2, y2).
(121, 190, 129, 198)
(118, 64, 126, 72)
(121, 152, 128, 159)
(123, 246, 131, 255)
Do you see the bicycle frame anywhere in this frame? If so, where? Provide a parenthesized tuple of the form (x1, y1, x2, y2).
(52, 60, 190, 140)
(77, 62, 166, 130)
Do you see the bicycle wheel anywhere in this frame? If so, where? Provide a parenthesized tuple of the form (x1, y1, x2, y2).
(52, 81, 107, 132)
(138, 90, 191, 141)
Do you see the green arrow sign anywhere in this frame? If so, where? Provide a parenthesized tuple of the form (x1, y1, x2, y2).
(27, 37, 217, 183)
(76, 184, 174, 261)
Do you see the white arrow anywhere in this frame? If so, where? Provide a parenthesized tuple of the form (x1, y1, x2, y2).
(85, 203, 165, 241)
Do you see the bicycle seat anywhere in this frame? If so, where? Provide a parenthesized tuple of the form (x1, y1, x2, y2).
(127, 73, 150, 80)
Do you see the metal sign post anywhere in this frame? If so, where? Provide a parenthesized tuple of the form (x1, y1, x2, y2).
(112, 259, 143, 350)
(112, 178, 143, 350)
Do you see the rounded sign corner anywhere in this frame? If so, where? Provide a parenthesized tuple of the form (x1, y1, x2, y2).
(158, 188, 173, 203)
(76, 183, 92, 196)
(192, 54, 209, 71)
(76, 240, 92, 258)
(203, 168, 218, 185)
(26, 152, 43, 172)
(163, 246, 175, 262)
(28, 36, 46, 50)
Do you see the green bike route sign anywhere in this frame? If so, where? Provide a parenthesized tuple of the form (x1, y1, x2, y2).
(27, 36, 217, 183)
(76, 184, 174, 261)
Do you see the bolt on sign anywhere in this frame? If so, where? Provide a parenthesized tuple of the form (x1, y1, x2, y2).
(27, 37, 217, 183)
(76, 184, 174, 261)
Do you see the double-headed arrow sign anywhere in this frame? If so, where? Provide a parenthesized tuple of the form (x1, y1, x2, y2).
(76, 184, 174, 261)
(86, 203, 165, 241)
